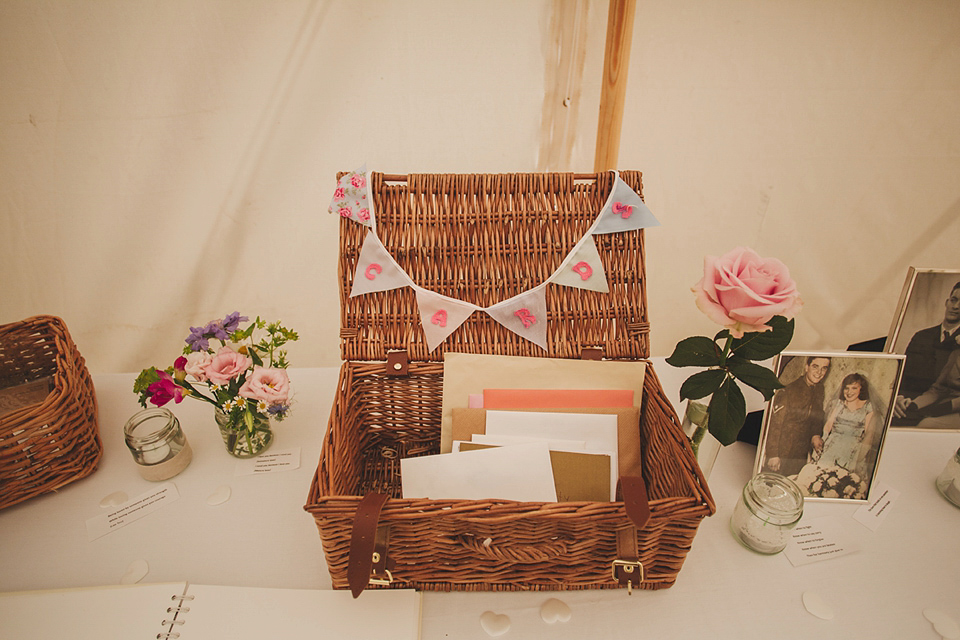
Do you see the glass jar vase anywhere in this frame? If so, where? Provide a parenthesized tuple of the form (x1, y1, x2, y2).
(936, 446, 960, 508)
(730, 472, 804, 554)
(215, 408, 273, 458)
(123, 407, 192, 481)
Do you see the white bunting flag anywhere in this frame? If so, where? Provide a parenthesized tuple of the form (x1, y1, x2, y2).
(349, 231, 412, 297)
(591, 175, 659, 235)
(328, 164, 375, 228)
(551, 235, 609, 292)
(485, 286, 549, 350)
(414, 288, 479, 351)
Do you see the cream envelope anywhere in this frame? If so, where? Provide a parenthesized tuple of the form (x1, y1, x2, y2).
(400, 442, 558, 502)
(471, 433, 588, 451)
(484, 410, 619, 500)
(440, 352, 647, 454)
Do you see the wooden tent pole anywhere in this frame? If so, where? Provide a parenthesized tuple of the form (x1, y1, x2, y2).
(593, 0, 637, 172)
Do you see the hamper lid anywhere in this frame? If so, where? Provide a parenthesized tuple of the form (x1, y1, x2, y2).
(335, 170, 655, 363)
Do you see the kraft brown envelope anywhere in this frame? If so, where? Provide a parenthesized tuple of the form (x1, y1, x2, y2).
(458, 442, 611, 503)
(450, 406, 643, 479)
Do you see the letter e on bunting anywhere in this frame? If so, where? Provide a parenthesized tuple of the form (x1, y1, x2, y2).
(328, 164, 374, 228)
(486, 287, 549, 350)
(350, 232, 411, 297)
(591, 174, 659, 235)
(551, 235, 609, 293)
(414, 288, 478, 351)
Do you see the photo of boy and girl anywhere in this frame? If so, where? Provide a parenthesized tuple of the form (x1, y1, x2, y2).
(757, 353, 903, 501)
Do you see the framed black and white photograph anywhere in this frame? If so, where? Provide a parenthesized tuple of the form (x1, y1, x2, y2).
(755, 351, 904, 502)
(885, 268, 960, 430)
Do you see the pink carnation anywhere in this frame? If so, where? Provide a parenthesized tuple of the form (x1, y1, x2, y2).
(693, 246, 802, 338)
(204, 347, 252, 386)
(238, 366, 291, 405)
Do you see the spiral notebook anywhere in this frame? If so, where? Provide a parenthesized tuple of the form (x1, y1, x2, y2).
(0, 582, 422, 639)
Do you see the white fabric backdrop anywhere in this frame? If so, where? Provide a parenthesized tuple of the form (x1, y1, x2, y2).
(1, 0, 958, 374)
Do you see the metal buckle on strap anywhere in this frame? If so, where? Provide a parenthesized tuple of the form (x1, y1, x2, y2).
(612, 559, 644, 595)
(369, 568, 394, 586)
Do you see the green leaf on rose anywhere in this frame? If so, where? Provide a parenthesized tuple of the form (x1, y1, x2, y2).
(707, 377, 747, 446)
(726, 359, 784, 400)
(679, 369, 727, 401)
(666, 336, 722, 368)
(729, 316, 795, 361)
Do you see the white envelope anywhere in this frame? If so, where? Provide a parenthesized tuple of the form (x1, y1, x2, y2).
(484, 410, 619, 500)
(471, 433, 588, 451)
(401, 442, 558, 502)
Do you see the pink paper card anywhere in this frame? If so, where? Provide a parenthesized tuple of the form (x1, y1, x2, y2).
(482, 388, 634, 409)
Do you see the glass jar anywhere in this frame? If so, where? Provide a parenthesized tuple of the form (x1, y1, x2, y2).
(730, 472, 804, 554)
(936, 446, 960, 508)
(123, 407, 192, 481)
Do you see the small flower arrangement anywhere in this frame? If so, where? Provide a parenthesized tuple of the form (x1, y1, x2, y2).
(667, 247, 803, 446)
(794, 464, 868, 500)
(134, 312, 299, 437)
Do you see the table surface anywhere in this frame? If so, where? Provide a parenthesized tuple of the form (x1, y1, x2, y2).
(1, 364, 958, 639)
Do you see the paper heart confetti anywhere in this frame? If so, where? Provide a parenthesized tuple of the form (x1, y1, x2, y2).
(206, 485, 232, 506)
(540, 598, 572, 624)
(119, 559, 149, 585)
(801, 591, 834, 620)
(924, 608, 959, 639)
(479, 611, 511, 637)
(99, 491, 128, 508)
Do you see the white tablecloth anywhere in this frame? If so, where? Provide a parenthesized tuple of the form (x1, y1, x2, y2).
(1, 365, 958, 639)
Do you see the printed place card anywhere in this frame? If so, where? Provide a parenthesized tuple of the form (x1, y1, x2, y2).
(86, 483, 180, 541)
(853, 481, 900, 531)
(785, 516, 860, 567)
(234, 448, 301, 476)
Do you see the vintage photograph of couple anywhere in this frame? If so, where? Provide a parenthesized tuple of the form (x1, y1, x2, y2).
(886, 269, 960, 430)
(756, 352, 904, 502)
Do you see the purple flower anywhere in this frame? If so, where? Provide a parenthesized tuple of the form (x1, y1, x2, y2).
(221, 312, 248, 334)
(185, 326, 209, 352)
(204, 320, 228, 341)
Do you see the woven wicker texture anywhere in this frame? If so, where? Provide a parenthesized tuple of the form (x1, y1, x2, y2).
(339, 171, 649, 361)
(306, 171, 715, 593)
(0, 315, 101, 510)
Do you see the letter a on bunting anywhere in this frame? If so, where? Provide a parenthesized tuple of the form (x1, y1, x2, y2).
(350, 232, 412, 297)
(415, 288, 478, 351)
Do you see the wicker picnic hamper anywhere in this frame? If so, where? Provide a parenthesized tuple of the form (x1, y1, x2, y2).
(305, 170, 715, 593)
(0, 315, 101, 510)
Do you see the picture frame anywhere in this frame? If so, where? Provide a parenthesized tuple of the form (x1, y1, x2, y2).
(884, 268, 960, 430)
(754, 351, 904, 502)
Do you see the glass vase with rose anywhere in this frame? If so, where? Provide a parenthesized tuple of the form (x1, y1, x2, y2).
(667, 247, 803, 477)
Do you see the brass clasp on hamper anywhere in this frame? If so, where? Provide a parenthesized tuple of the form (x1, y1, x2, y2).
(611, 559, 644, 595)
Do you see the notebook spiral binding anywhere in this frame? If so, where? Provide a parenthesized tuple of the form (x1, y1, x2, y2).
(157, 593, 195, 639)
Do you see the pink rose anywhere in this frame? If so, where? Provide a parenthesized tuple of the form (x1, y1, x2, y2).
(357, 208, 370, 221)
(238, 366, 291, 405)
(184, 351, 213, 382)
(334, 187, 345, 199)
(204, 346, 252, 386)
(350, 173, 365, 188)
(338, 206, 352, 218)
(693, 246, 802, 338)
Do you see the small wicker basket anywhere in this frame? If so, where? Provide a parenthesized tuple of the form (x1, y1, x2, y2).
(305, 171, 715, 593)
(0, 315, 101, 510)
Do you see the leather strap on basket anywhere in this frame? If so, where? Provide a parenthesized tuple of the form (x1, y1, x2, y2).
(613, 526, 644, 594)
(619, 475, 651, 530)
(348, 492, 389, 598)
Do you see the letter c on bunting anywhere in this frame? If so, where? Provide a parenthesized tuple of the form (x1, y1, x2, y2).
(365, 263, 382, 280)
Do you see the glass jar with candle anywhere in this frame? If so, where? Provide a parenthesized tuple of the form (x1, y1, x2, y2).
(730, 472, 804, 554)
(936, 446, 960, 508)
(123, 407, 192, 481)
